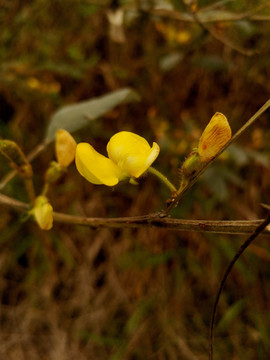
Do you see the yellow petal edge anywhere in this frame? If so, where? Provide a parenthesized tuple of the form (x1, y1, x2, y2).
(122, 142, 160, 177)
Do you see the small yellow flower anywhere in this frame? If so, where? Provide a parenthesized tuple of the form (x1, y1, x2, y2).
(198, 112, 231, 162)
(55, 129, 77, 168)
(32, 196, 53, 230)
(75, 131, 160, 186)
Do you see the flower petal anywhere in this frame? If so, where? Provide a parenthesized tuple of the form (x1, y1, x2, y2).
(107, 131, 160, 177)
(75, 143, 125, 186)
(198, 112, 231, 162)
(55, 129, 77, 167)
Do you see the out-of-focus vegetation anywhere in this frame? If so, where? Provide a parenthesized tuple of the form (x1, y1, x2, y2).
(0, 0, 270, 359)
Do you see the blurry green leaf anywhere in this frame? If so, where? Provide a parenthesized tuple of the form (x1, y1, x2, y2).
(167, 0, 185, 11)
(217, 299, 246, 332)
(192, 55, 229, 71)
(197, 10, 244, 22)
(53, 236, 75, 268)
(80, 332, 120, 347)
(246, 149, 270, 168)
(67, 45, 84, 61)
(13, 236, 34, 261)
(218, 167, 245, 188)
(78, 3, 100, 17)
(235, 20, 257, 36)
(159, 52, 184, 72)
(45, 88, 141, 142)
(37, 55, 100, 78)
(202, 167, 228, 201)
(0, 222, 24, 246)
(125, 299, 153, 334)
(227, 144, 249, 167)
(211, 176, 228, 200)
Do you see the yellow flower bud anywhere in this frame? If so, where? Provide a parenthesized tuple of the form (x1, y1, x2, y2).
(33, 196, 53, 230)
(198, 112, 231, 162)
(55, 129, 77, 168)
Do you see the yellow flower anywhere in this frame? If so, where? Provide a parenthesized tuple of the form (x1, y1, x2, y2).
(32, 196, 53, 230)
(198, 112, 231, 162)
(75, 131, 160, 186)
(55, 129, 77, 168)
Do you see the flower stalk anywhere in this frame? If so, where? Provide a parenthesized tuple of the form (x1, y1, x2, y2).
(148, 166, 177, 193)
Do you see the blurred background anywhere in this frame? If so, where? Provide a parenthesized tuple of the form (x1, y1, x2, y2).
(0, 0, 270, 359)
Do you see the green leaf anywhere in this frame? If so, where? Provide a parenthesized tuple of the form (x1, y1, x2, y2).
(45, 87, 141, 142)
(227, 144, 249, 167)
(159, 52, 184, 72)
(246, 149, 270, 168)
(216, 299, 246, 333)
(192, 55, 229, 71)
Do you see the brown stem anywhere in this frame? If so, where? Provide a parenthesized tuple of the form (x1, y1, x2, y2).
(0, 193, 269, 236)
(149, 5, 270, 23)
(0, 141, 48, 191)
(0, 193, 29, 211)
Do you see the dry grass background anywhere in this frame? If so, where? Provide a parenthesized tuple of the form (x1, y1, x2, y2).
(0, 1, 270, 359)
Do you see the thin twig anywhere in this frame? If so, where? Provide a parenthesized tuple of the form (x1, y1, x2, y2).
(0, 193, 269, 235)
(209, 212, 270, 360)
(52, 211, 270, 235)
(188, 2, 256, 56)
(0, 141, 48, 191)
(0, 193, 29, 211)
(149, 6, 270, 23)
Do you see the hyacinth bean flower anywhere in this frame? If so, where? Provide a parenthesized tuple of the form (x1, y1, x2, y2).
(75, 131, 160, 186)
(198, 112, 231, 162)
